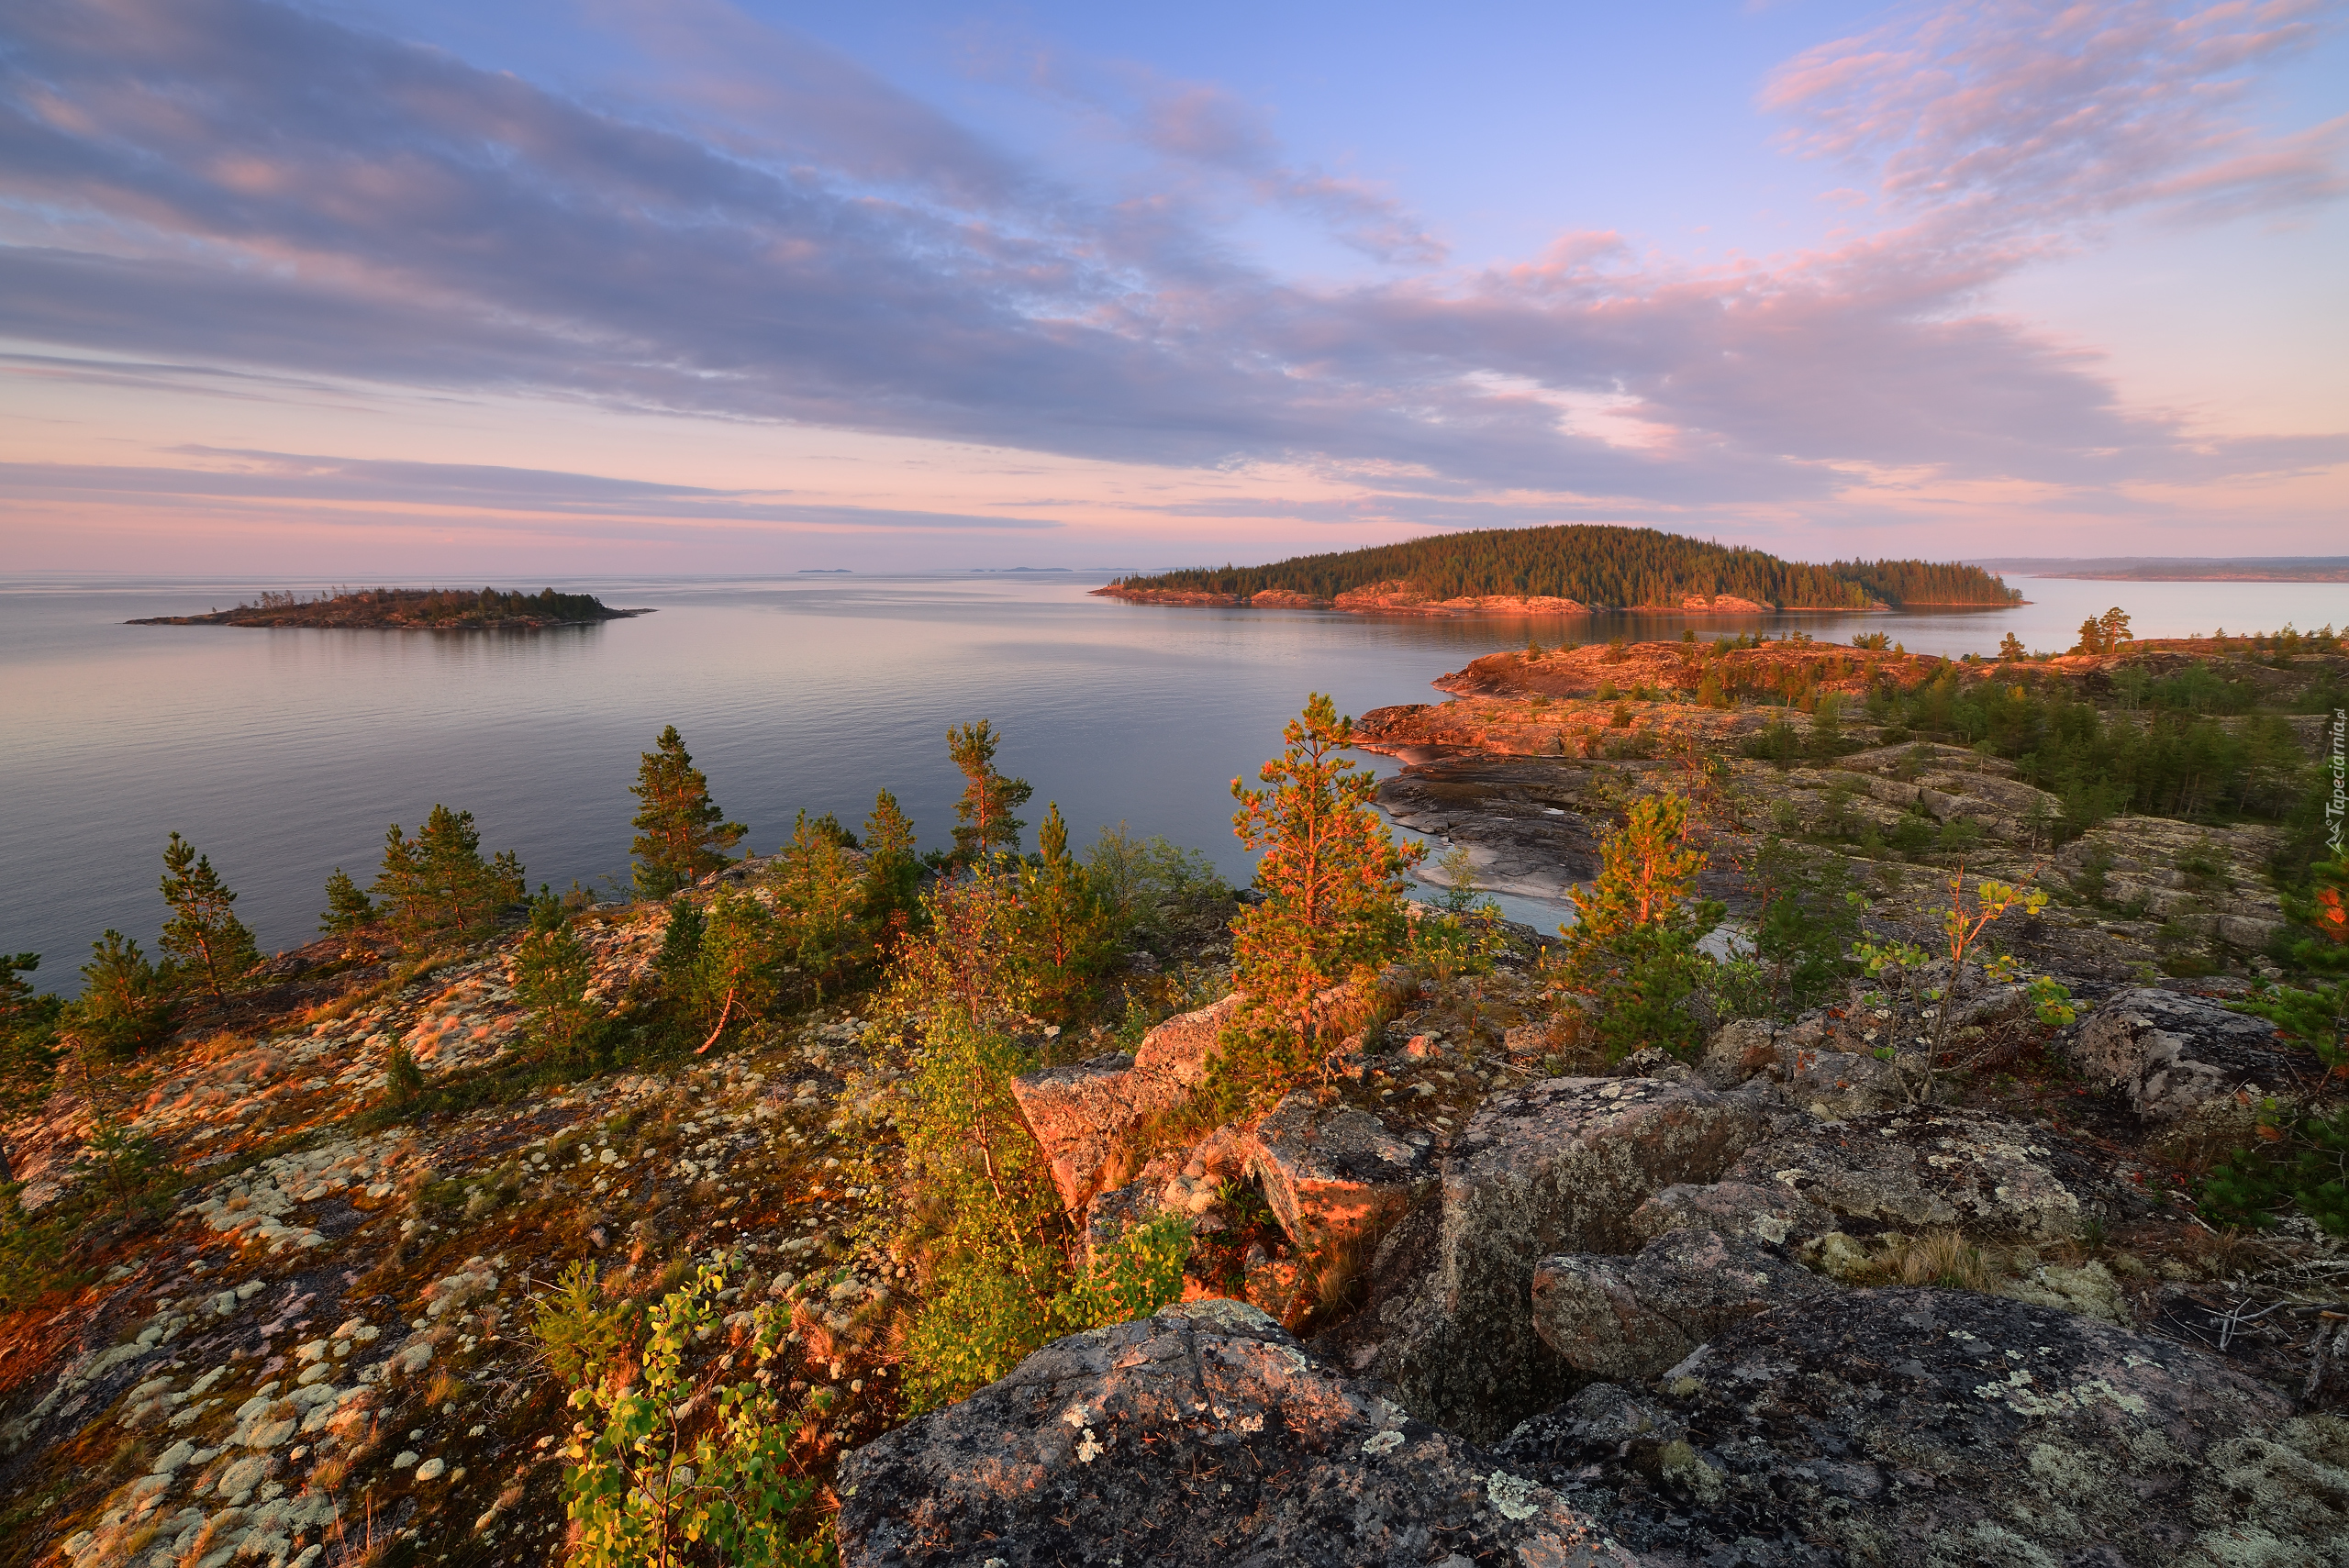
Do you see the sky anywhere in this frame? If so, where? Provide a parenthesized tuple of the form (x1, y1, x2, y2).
(3, 0, 2344, 575)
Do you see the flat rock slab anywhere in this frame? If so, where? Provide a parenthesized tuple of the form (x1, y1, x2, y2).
(1531, 1229, 1828, 1383)
(1497, 1286, 2348, 1567)
(1364, 1078, 1772, 1442)
(1722, 1107, 2137, 1240)
(836, 1299, 1636, 1568)
(1249, 1089, 1434, 1247)
(2069, 985, 2303, 1123)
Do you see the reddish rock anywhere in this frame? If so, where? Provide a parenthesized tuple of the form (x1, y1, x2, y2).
(1247, 1090, 1435, 1248)
(1010, 995, 1250, 1213)
(1009, 1053, 1143, 1215)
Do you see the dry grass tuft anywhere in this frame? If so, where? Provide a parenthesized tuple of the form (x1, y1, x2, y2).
(1865, 1229, 1996, 1292)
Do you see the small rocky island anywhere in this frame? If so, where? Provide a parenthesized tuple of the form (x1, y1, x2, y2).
(128, 585, 649, 629)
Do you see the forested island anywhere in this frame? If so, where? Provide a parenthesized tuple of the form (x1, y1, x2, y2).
(1098, 524, 2025, 615)
(4, 616, 2346, 1566)
(128, 585, 648, 629)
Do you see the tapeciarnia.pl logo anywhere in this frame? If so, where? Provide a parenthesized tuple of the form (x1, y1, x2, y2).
(2328, 706, 2345, 856)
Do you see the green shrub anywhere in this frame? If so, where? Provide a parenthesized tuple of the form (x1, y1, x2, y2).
(2199, 1106, 2349, 1234)
(1889, 811, 1937, 860)
(533, 1260, 640, 1387)
(1742, 718, 1800, 764)
(1749, 837, 1861, 1014)
(69, 931, 173, 1058)
(516, 889, 602, 1066)
(1085, 825, 1230, 938)
(384, 1041, 426, 1105)
(0, 1183, 66, 1308)
(885, 872, 1197, 1410)
(553, 1262, 832, 1568)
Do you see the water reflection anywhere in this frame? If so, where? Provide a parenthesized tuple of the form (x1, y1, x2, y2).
(4, 572, 2340, 982)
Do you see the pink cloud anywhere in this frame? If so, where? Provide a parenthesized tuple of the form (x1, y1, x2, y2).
(0, 0, 2340, 554)
(1763, 0, 2343, 231)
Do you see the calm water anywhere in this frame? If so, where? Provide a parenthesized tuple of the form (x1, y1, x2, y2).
(5, 572, 2342, 990)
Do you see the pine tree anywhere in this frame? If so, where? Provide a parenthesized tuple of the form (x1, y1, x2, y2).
(1018, 803, 1118, 1028)
(157, 832, 262, 999)
(373, 806, 525, 951)
(774, 810, 865, 997)
(2074, 607, 2133, 656)
(0, 955, 61, 1184)
(948, 720, 1033, 865)
(1546, 791, 1724, 1062)
(654, 900, 706, 996)
(319, 868, 377, 940)
(861, 788, 922, 935)
(69, 931, 174, 1059)
(690, 890, 785, 1051)
(514, 888, 600, 1066)
(1211, 695, 1420, 1111)
(629, 726, 746, 899)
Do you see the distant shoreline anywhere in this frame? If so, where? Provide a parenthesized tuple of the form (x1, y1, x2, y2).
(1976, 556, 2349, 584)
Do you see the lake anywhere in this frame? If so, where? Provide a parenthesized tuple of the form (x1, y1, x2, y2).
(5, 571, 2342, 988)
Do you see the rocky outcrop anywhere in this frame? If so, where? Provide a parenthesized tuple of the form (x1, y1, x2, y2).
(2069, 985, 2303, 1123)
(835, 1298, 1635, 1568)
(1529, 1229, 1827, 1382)
(1353, 1078, 1774, 1441)
(1090, 585, 1243, 606)
(1700, 1018, 1911, 1117)
(1695, 1018, 1777, 1088)
(1626, 1180, 1830, 1249)
(1497, 1287, 2349, 1566)
(1247, 1090, 1435, 1247)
